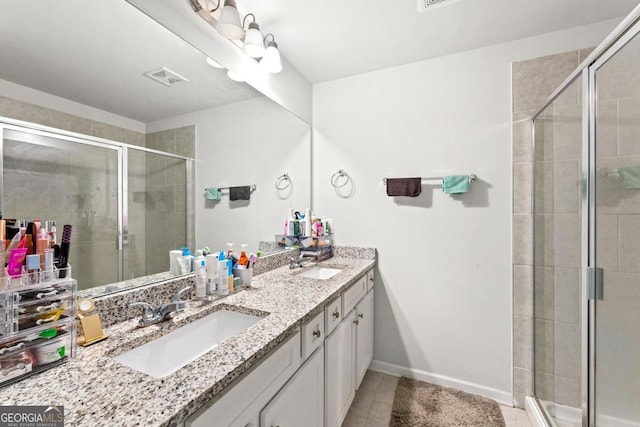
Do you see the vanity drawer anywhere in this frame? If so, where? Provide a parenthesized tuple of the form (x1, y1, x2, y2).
(301, 310, 324, 359)
(325, 297, 342, 335)
(366, 269, 375, 292)
(343, 275, 366, 315)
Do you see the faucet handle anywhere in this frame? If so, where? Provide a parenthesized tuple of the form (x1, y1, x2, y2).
(172, 286, 193, 303)
(129, 302, 155, 319)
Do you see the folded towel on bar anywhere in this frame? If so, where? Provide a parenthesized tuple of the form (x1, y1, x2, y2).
(386, 178, 422, 197)
(442, 175, 469, 194)
(229, 186, 252, 201)
(205, 187, 222, 201)
(619, 165, 640, 189)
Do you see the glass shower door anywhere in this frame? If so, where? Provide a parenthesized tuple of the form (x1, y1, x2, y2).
(1, 127, 121, 290)
(592, 26, 640, 427)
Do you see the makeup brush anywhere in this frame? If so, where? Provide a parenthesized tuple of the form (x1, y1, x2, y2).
(57, 225, 72, 278)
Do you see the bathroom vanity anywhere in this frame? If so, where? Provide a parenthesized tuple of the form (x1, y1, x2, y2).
(0, 248, 375, 427)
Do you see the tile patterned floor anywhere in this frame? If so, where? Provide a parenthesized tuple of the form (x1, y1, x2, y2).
(342, 370, 532, 427)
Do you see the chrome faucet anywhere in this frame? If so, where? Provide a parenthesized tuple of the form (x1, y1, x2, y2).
(289, 253, 311, 269)
(129, 286, 192, 327)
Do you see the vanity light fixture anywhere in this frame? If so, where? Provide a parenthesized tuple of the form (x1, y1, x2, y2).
(216, 0, 244, 40)
(226, 69, 246, 82)
(241, 14, 265, 58)
(205, 57, 224, 68)
(260, 34, 282, 73)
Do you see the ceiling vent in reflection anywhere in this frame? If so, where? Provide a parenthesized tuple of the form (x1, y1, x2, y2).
(143, 67, 189, 87)
(418, 0, 463, 12)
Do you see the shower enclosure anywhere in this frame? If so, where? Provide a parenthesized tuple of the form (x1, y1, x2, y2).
(531, 6, 640, 427)
(0, 120, 193, 291)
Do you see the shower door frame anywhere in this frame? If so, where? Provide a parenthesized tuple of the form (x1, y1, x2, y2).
(530, 4, 640, 426)
(0, 116, 193, 284)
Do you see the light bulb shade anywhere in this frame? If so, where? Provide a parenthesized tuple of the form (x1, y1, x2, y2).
(227, 69, 245, 82)
(260, 42, 282, 73)
(205, 57, 224, 68)
(242, 23, 265, 58)
(217, 0, 244, 40)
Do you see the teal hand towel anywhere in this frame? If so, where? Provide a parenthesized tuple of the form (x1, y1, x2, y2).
(442, 175, 469, 194)
(619, 166, 640, 189)
(205, 187, 222, 200)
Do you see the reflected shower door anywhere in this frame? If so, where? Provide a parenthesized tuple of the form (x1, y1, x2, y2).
(125, 148, 187, 279)
(1, 127, 121, 290)
(593, 28, 640, 427)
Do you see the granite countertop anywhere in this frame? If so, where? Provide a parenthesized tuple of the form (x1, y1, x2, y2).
(0, 255, 375, 426)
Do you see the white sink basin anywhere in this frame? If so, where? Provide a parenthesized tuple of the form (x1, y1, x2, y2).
(114, 309, 261, 378)
(298, 267, 342, 280)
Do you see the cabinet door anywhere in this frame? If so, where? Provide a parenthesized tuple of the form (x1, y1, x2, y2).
(355, 290, 374, 389)
(325, 310, 356, 427)
(260, 346, 324, 427)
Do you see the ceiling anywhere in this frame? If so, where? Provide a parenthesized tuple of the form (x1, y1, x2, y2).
(240, 0, 639, 83)
(0, 0, 261, 123)
(0, 0, 637, 122)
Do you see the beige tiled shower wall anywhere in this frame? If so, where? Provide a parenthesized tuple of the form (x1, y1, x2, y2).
(511, 48, 593, 407)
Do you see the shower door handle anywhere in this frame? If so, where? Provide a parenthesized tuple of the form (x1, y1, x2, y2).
(588, 267, 604, 301)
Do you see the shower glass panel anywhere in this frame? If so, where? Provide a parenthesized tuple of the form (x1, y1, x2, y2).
(533, 75, 584, 427)
(593, 30, 640, 426)
(1, 128, 120, 290)
(126, 148, 187, 279)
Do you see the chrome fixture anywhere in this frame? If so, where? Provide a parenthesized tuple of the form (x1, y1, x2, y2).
(129, 286, 192, 327)
(261, 34, 282, 73)
(188, 0, 283, 73)
(241, 14, 265, 58)
(289, 253, 311, 269)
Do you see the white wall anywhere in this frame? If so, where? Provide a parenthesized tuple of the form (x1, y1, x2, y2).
(149, 96, 311, 253)
(312, 19, 619, 402)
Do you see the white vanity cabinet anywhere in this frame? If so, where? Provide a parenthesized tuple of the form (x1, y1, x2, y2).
(260, 346, 324, 427)
(325, 309, 356, 427)
(355, 288, 374, 389)
(185, 266, 375, 427)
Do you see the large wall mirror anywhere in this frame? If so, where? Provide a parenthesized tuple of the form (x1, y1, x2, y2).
(0, 0, 311, 295)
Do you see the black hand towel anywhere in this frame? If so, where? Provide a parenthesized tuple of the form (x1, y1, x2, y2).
(386, 178, 422, 197)
(229, 186, 252, 201)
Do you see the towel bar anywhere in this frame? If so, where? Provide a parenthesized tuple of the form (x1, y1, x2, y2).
(383, 174, 477, 185)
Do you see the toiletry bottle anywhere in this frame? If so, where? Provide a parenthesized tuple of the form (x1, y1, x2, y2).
(227, 258, 234, 293)
(195, 257, 207, 298)
(226, 243, 234, 259)
(217, 251, 229, 295)
(238, 244, 249, 267)
(304, 208, 312, 236)
(205, 253, 218, 295)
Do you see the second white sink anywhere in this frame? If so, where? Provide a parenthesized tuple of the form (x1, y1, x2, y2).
(297, 267, 342, 280)
(114, 309, 261, 379)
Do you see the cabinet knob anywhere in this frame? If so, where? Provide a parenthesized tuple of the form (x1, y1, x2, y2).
(369, 277, 374, 281)
(354, 319, 360, 325)
(332, 311, 340, 319)
(358, 313, 364, 319)
(312, 329, 322, 338)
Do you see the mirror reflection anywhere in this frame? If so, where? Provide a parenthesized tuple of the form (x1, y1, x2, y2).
(0, 0, 310, 295)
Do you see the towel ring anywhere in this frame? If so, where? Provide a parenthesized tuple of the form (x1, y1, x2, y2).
(331, 169, 351, 189)
(275, 173, 291, 190)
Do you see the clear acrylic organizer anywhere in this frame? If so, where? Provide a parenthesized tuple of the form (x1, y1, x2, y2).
(0, 265, 76, 387)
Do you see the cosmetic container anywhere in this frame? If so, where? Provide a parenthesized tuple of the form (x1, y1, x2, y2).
(205, 254, 218, 295)
(195, 257, 207, 298)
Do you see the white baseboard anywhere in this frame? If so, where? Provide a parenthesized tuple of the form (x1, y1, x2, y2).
(369, 359, 513, 406)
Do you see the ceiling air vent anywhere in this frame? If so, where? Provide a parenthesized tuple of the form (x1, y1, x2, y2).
(418, 0, 462, 12)
(143, 67, 189, 87)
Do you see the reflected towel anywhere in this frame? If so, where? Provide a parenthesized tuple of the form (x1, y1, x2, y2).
(229, 186, 251, 201)
(619, 166, 640, 189)
(386, 178, 422, 197)
(205, 187, 222, 200)
(442, 175, 469, 194)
